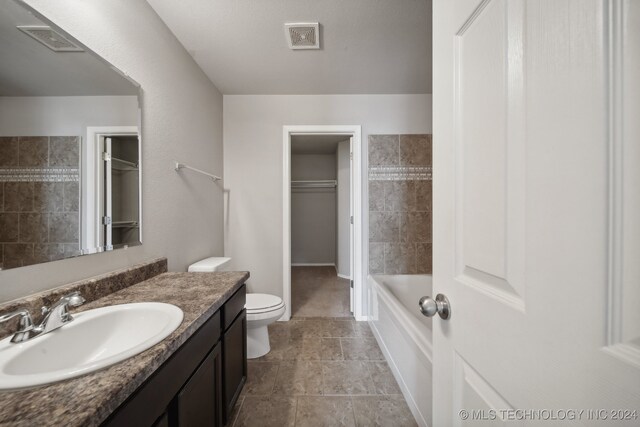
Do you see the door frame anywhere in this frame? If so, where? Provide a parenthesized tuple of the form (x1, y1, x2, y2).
(282, 125, 364, 320)
(84, 126, 140, 254)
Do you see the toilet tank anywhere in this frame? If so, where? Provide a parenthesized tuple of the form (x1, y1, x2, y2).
(188, 257, 231, 272)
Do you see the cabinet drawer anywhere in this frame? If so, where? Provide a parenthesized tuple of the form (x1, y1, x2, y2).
(222, 284, 246, 331)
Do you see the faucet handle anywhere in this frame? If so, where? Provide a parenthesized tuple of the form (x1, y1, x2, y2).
(59, 291, 85, 307)
(0, 309, 34, 329)
(0, 309, 35, 343)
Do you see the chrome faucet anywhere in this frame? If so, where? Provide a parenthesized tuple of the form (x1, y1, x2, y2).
(37, 291, 86, 335)
(0, 292, 85, 343)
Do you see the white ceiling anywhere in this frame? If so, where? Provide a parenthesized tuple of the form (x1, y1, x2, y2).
(146, 0, 432, 95)
(0, 1, 139, 96)
(291, 134, 350, 154)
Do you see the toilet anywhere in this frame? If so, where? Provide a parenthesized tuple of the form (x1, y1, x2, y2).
(244, 293, 285, 358)
(187, 257, 285, 359)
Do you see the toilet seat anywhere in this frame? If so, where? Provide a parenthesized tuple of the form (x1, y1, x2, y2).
(246, 293, 285, 324)
(246, 293, 284, 314)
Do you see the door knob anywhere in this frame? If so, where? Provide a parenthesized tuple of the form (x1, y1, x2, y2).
(419, 294, 451, 320)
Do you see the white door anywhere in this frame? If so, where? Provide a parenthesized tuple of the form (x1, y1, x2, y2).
(349, 136, 355, 314)
(432, 0, 640, 425)
(103, 137, 113, 251)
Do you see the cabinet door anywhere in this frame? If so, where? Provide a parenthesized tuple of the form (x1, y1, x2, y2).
(222, 309, 247, 424)
(177, 343, 223, 427)
(102, 312, 221, 427)
(152, 412, 169, 427)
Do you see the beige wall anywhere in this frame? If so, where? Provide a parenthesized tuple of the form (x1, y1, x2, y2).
(0, 0, 224, 302)
(223, 94, 432, 298)
(0, 96, 139, 137)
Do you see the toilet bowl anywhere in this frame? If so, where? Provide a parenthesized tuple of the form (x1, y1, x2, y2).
(246, 293, 285, 359)
(187, 257, 285, 359)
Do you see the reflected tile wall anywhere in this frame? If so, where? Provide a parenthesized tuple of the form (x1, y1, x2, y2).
(0, 136, 80, 269)
(368, 134, 432, 275)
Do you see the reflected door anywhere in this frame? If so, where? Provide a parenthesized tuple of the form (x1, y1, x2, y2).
(100, 135, 140, 250)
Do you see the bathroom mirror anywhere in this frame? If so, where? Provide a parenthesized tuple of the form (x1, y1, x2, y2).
(0, 0, 142, 270)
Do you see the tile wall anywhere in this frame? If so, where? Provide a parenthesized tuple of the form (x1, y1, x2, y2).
(0, 136, 80, 269)
(368, 134, 432, 274)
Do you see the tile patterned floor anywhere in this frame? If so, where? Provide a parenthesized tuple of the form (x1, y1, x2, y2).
(228, 318, 417, 427)
(292, 266, 351, 318)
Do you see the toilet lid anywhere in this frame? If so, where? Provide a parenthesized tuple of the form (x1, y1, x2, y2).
(246, 293, 284, 313)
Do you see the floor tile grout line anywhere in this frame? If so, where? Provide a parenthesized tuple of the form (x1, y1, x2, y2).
(241, 392, 403, 397)
(293, 396, 299, 427)
(350, 395, 359, 427)
(363, 360, 380, 395)
(321, 356, 326, 397)
(270, 362, 281, 394)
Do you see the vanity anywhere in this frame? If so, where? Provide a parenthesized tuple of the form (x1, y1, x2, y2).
(0, 260, 249, 427)
(103, 277, 247, 427)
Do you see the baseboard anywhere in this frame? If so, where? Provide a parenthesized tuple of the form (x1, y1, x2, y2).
(337, 273, 351, 280)
(291, 263, 336, 267)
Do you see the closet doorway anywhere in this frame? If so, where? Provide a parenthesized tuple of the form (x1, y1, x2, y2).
(283, 126, 363, 321)
(83, 126, 141, 254)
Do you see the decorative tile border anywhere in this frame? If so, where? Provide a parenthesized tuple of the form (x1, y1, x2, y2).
(368, 166, 432, 181)
(0, 168, 79, 182)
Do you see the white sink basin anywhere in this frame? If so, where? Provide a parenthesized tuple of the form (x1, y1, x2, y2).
(0, 302, 183, 390)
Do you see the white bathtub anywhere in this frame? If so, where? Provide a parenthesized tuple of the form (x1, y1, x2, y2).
(368, 274, 432, 427)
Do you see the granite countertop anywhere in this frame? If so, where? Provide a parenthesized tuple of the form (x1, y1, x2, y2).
(0, 271, 249, 427)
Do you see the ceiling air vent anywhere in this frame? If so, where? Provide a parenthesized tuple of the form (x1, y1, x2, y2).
(285, 23, 319, 50)
(17, 26, 83, 52)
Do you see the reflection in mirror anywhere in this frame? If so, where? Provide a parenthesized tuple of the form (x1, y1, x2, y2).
(0, 0, 141, 270)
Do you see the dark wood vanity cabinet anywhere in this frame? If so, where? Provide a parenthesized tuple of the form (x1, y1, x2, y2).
(222, 312, 247, 423)
(103, 285, 246, 427)
(176, 343, 222, 426)
(221, 284, 248, 424)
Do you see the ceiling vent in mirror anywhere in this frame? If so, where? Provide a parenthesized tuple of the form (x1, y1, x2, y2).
(285, 23, 319, 50)
(17, 26, 83, 52)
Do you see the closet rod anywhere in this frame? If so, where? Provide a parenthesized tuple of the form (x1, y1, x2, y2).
(291, 180, 337, 188)
(112, 220, 139, 228)
(174, 162, 221, 181)
(111, 157, 138, 168)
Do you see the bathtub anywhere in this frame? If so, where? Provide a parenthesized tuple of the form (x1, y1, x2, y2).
(368, 274, 432, 427)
